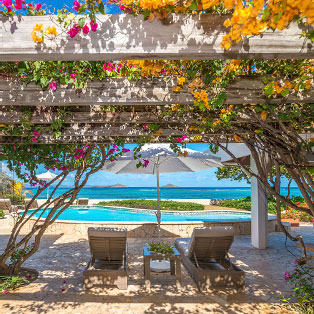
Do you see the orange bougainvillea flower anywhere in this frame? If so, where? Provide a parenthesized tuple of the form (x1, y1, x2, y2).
(234, 135, 242, 142)
(261, 111, 268, 120)
(45, 26, 58, 36)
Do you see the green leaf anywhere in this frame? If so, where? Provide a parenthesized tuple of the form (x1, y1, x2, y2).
(274, 12, 283, 24)
(143, 9, 150, 18)
(261, 76, 269, 85)
(264, 85, 273, 97)
(78, 18, 85, 28)
(98, 2, 105, 15)
(189, 0, 197, 11)
(40, 76, 49, 88)
(17, 62, 27, 74)
(281, 89, 289, 97)
(261, 7, 270, 21)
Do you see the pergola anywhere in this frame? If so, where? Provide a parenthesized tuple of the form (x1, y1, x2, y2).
(0, 14, 313, 249)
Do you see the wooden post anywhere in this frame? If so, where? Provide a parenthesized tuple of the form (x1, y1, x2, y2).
(250, 155, 268, 249)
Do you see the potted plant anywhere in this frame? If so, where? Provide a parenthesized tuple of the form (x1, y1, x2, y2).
(0, 209, 5, 219)
(148, 242, 174, 255)
(148, 242, 175, 272)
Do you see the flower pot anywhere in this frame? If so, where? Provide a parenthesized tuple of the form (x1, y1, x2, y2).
(281, 218, 300, 227)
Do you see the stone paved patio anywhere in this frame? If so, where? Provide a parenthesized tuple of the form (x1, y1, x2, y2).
(0, 218, 313, 314)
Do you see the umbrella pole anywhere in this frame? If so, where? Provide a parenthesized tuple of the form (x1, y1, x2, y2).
(156, 164, 161, 239)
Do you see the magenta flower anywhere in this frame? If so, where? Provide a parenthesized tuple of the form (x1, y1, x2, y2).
(82, 24, 89, 34)
(90, 19, 98, 32)
(49, 81, 57, 91)
(122, 148, 130, 152)
(73, 0, 80, 12)
(13, 145, 16, 149)
(61, 288, 65, 292)
(33, 130, 41, 137)
(63, 280, 67, 284)
(143, 159, 149, 168)
(143, 123, 148, 130)
(2, 0, 12, 9)
(31, 138, 37, 143)
(67, 25, 80, 38)
(3, 290, 7, 294)
(70, 73, 77, 79)
(284, 272, 291, 279)
(293, 259, 298, 265)
(34, 3, 41, 10)
(15, 0, 22, 10)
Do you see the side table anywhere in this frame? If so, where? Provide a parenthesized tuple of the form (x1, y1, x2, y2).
(143, 246, 181, 290)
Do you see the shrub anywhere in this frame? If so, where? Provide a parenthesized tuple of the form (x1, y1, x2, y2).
(5, 193, 25, 205)
(0, 209, 5, 218)
(282, 209, 313, 222)
(278, 260, 314, 314)
(0, 275, 28, 293)
(98, 199, 204, 211)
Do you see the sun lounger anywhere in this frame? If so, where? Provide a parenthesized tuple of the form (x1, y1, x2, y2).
(83, 227, 128, 290)
(174, 226, 245, 291)
(0, 199, 13, 214)
(25, 198, 39, 209)
(77, 198, 89, 205)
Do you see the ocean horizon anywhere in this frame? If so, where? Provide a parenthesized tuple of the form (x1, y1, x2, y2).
(28, 186, 302, 200)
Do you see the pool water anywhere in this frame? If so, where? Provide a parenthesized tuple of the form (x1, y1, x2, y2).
(25, 206, 253, 222)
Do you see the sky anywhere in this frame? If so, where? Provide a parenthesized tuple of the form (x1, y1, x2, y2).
(1, 143, 296, 188)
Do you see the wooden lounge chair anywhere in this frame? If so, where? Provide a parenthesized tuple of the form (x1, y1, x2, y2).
(0, 199, 13, 214)
(25, 198, 39, 209)
(83, 227, 128, 290)
(174, 226, 245, 291)
(77, 198, 89, 205)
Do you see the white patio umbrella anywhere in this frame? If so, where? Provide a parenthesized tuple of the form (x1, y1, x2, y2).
(37, 171, 58, 199)
(102, 144, 223, 238)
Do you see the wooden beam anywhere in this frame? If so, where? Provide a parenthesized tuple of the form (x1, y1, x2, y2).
(0, 15, 313, 61)
(0, 134, 235, 144)
(1, 76, 314, 106)
(0, 125, 197, 137)
(0, 108, 195, 124)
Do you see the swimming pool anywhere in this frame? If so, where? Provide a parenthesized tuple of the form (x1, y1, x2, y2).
(26, 206, 255, 222)
(18, 206, 277, 238)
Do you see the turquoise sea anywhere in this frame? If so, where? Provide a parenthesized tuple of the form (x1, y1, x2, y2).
(28, 187, 302, 200)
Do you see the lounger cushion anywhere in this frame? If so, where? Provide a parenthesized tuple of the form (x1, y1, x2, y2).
(88, 227, 127, 238)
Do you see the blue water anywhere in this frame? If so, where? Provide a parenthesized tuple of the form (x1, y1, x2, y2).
(26, 206, 253, 222)
(28, 187, 302, 200)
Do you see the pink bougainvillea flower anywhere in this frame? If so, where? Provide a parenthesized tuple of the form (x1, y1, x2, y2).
(90, 19, 98, 32)
(143, 159, 149, 168)
(34, 3, 41, 10)
(31, 138, 37, 143)
(3, 290, 7, 294)
(143, 123, 148, 130)
(122, 148, 130, 152)
(67, 24, 80, 38)
(293, 259, 299, 264)
(15, 0, 22, 10)
(2, 0, 12, 10)
(73, 0, 80, 12)
(13, 145, 16, 149)
(33, 130, 41, 137)
(70, 73, 77, 79)
(61, 288, 65, 292)
(283, 272, 291, 279)
(49, 81, 57, 91)
(82, 24, 90, 34)
(63, 280, 67, 284)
